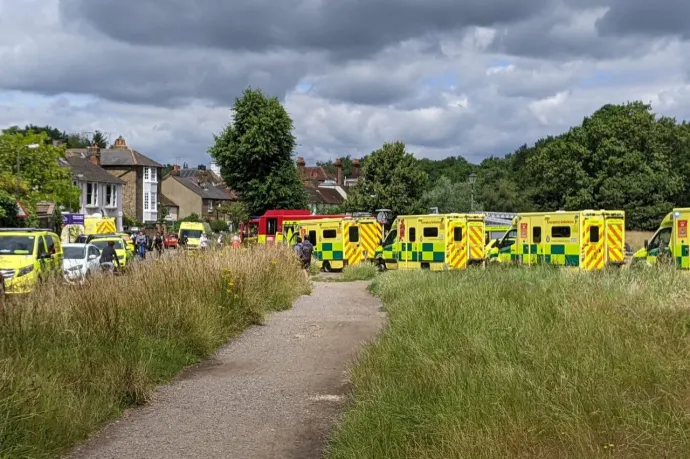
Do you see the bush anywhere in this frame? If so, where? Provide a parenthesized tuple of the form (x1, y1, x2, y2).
(328, 268, 690, 459)
(0, 246, 308, 459)
(210, 219, 229, 233)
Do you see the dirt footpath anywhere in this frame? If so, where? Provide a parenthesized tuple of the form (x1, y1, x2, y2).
(69, 281, 384, 459)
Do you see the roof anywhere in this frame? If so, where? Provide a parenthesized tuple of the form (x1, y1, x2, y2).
(169, 176, 236, 200)
(299, 166, 332, 182)
(65, 147, 163, 168)
(178, 168, 223, 182)
(159, 193, 179, 208)
(36, 201, 57, 215)
(305, 186, 345, 205)
(59, 155, 125, 184)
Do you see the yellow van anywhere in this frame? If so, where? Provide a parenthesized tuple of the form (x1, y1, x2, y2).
(87, 234, 130, 267)
(632, 208, 690, 269)
(178, 222, 206, 249)
(0, 228, 64, 293)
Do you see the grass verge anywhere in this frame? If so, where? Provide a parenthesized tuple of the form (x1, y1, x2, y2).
(0, 246, 308, 459)
(341, 264, 377, 282)
(328, 268, 690, 459)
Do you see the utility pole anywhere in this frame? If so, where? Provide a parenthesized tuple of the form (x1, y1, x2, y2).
(468, 173, 477, 212)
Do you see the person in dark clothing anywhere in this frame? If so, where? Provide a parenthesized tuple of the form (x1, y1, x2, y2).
(154, 232, 164, 257)
(99, 241, 121, 273)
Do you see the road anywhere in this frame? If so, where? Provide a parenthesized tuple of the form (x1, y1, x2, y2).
(68, 280, 384, 459)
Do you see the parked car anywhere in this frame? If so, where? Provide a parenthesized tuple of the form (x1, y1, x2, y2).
(63, 243, 101, 283)
(164, 234, 178, 249)
(0, 228, 64, 294)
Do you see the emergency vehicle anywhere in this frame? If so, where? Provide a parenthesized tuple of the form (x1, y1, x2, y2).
(632, 208, 690, 269)
(374, 213, 486, 271)
(284, 215, 382, 271)
(491, 210, 626, 270)
(245, 210, 346, 245)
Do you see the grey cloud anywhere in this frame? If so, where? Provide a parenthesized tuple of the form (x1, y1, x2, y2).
(60, 0, 554, 58)
(596, 0, 690, 39)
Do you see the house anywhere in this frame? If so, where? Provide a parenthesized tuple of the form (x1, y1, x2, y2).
(60, 147, 126, 230)
(66, 136, 163, 224)
(161, 165, 237, 220)
(296, 157, 349, 213)
(160, 194, 179, 222)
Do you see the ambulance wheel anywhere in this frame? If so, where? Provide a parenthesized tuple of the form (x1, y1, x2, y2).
(376, 260, 386, 272)
(322, 261, 332, 272)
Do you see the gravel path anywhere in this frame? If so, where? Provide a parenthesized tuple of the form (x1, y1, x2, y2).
(69, 281, 384, 459)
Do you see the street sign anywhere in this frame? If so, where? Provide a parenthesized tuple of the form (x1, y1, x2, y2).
(16, 201, 27, 219)
(61, 213, 85, 225)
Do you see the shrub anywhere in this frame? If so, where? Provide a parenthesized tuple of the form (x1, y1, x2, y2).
(0, 246, 308, 459)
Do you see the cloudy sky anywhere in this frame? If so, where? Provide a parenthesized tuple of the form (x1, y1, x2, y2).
(1, 0, 689, 167)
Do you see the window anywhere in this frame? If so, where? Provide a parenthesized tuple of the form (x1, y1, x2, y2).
(423, 227, 439, 238)
(454, 227, 463, 242)
(647, 228, 671, 251)
(144, 168, 149, 181)
(86, 182, 98, 206)
(590, 226, 600, 243)
(266, 218, 278, 235)
(323, 229, 337, 239)
(499, 230, 517, 248)
(144, 192, 150, 210)
(151, 192, 157, 211)
(551, 226, 571, 238)
(89, 246, 101, 257)
(308, 230, 317, 245)
(105, 185, 117, 207)
(382, 229, 397, 246)
(37, 236, 47, 256)
(349, 226, 359, 243)
(50, 235, 60, 254)
(208, 200, 213, 213)
(533, 226, 542, 243)
(408, 227, 416, 242)
(150, 168, 157, 182)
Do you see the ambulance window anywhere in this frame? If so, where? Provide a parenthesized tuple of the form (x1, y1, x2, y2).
(349, 226, 359, 243)
(454, 227, 463, 242)
(533, 227, 542, 243)
(266, 218, 278, 235)
(409, 228, 416, 242)
(590, 226, 600, 243)
(308, 231, 317, 245)
(552, 226, 571, 238)
(383, 230, 397, 246)
(323, 229, 337, 239)
(423, 227, 438, 238)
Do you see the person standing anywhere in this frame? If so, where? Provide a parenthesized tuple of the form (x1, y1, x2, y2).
(200, 233, 208, 250)
(301, 238, 313, 271)
(99, 240, 121, 273)
(136, 231, 147, 259)
(154, 232, 163, 258)
(231, 233, 241, 249)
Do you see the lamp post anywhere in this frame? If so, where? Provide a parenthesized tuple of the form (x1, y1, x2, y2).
(468, 173, 477, 212)
(16, 143, 40, 201)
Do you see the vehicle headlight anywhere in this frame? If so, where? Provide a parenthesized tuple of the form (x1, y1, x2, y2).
(18, 265, 34, 277)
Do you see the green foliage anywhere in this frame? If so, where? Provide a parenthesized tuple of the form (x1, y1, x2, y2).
(209, 87, 307, 215)
(91, 130, 108, 148)
(344, 141, 428, 217)
(210, 219, 229, 232)
(122, 214, 139, 229)
(218, 201, 248, 232)
(0, 132, 81, 219)
(180, 213, 201, 223)
(418, 156, 474, 186)
(422, 176, 481, 213)
(0, 189, 20, 226)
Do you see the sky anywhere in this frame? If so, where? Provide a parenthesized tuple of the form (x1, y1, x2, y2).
(1, 0, 689, 167)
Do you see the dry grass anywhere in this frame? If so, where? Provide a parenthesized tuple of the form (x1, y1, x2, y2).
(0, 246, 308, 459)
(626, 230, 654, 251)
(328, 268, 690, 459)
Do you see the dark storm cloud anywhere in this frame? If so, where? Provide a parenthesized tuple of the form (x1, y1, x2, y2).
(596, 0, 690, 39)
(60, 0, 553, 57)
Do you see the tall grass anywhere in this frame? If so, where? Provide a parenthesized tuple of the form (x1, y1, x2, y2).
(328, 268, 690, 459)
(0, 246, 308, 459)
(341, 264, 377, 282)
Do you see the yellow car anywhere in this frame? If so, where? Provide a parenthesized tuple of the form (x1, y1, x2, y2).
(0, 228, 64, 294)
(87, 235, 129, 268)
(116, 232, 136, 257)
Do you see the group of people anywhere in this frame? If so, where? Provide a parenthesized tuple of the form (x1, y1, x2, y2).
(293, 237, 313, 271)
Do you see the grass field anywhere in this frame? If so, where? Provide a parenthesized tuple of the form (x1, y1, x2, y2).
(626, 231, 654, 251)
(0, 246, 308, 459)
(328, 267, 690, 459)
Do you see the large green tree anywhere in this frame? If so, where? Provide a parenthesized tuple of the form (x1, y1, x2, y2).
(209, 88, 307, 215)
(0, 132, 81, 220)
(344, 141, 428, 216)
(422, 176, 482, 213)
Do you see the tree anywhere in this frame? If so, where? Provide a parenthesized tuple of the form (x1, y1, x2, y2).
(344, 141, 428, 217)
(91, 130, 108, 148)
(0, 132, 80, 221)
(218, 201, 248, 232)
(418, 156, 474, 189)
(210, 219, 229, 232)
(422, 176, 481, 213)
(209, 87, 307, 215)
(180, 213, 201, 222)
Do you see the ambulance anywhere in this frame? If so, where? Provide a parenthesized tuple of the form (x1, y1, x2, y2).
(284, 216, 382, 271)
(374, 213, 486, 271)
(491, 210, 626, 270)
(632, 208, 690, 269)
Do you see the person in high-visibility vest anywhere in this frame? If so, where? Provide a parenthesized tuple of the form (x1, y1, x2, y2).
(231, 234, 241, 249)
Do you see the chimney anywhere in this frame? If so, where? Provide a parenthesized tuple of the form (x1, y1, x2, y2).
(352, 158, 360, 177)
(335, 158, 343, 186)
(87, 144, 101, 166)
(113, 136, 127, 150)
(296, 157, 305, 176)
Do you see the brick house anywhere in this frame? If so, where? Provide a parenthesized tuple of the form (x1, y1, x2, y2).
(68, 136, 163, 224)
(161, 166, 237, 221)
